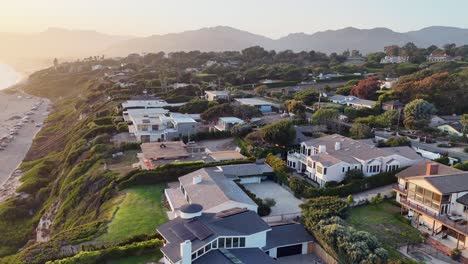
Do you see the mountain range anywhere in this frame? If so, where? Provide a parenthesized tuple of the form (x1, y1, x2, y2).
(2, 26, 468, 60)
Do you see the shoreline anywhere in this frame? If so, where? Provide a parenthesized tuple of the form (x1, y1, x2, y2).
(0, 63, 24, 91)
(0, 89, 50, 202)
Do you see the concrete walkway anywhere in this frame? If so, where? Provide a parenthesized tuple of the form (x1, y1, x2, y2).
(244, 181, 302, 215)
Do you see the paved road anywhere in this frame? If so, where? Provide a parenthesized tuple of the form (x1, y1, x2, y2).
(375, 131, 468, 162)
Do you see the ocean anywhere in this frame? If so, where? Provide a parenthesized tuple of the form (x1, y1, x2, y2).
(0, 64, 22, 90)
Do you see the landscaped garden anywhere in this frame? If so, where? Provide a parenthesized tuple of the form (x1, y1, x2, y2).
(98, 184, 168, 243)
(346, 201, 423, 259)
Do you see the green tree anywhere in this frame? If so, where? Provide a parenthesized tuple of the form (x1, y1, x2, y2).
(350, 123, 373, 139)
(460, 114, 468, 139)
(294, 89, 319, 105)
(312, 109, 339, 126)
(346, 195, 354, 205)
(261, 120, 296, 146)
(254, 85, 267, 96)
(403, 99, 437, 129)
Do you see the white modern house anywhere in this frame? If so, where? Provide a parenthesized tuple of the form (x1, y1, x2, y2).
(328, 95, 376, 109)
(234, 98, 280, 113)
(287, 134, 423, 187)
(121, 99, 185, 111)
(157, 206, 314, 264)
(380, 56, 409, 64)
(124, 108, 198, 142)
(215, 117, 244, 131)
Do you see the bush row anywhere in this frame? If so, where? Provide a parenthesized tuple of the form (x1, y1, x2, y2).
(46, 239, 164, 264)
(301, 169, 402, 198)
(117, 159, 254, 190)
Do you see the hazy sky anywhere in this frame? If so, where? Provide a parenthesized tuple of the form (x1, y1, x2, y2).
(1, 0, 468, 38)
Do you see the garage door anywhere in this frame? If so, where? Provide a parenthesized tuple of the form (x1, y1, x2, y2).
(276, 244, 302, 257)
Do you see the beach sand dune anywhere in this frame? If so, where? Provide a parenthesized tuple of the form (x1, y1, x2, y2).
(0, 91, 50, 201)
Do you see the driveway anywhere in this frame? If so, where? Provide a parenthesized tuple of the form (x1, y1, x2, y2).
(244, 181, 302, 215)
(277, 254, 324, 264)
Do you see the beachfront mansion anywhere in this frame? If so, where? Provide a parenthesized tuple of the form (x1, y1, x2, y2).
(287, 134, 423, 187)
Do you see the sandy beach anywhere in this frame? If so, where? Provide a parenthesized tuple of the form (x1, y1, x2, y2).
(0, 90, 50, 202)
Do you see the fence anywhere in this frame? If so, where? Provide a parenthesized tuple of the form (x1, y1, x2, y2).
(308, 242, 338, 264)
(262, 212, 302, 223)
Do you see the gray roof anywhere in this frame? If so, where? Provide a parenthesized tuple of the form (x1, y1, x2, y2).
(263, 223, 314, 251)
(303, 134, 422, 166)
(425, 173, 468, 194)
(194, 248, 277, 264)
(396, 160, 463, 179)
(457, 193, 468, 206)
(219, 163, 274, 178)
(158, 210, 271, 263)
(178, 168, 258, 210)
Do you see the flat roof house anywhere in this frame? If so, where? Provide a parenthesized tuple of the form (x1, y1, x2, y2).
(328, 95, 376, 109)
(121, 99, 185, 110)
(393, 161, 468, 250)
(124, 108, 198, 142)
(157, 205, 315, 264)
(287, 134, 423, 187)
(204, 91, 229, 101)
(215, 117, 244, 131)
(234, 98, 280, 113)
(137, 142, 246, 169)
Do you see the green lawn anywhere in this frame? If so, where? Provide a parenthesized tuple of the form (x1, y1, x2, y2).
(346, 201, 423, 259)
(107, 251, 162, 264)
(98, 185, 168, 242)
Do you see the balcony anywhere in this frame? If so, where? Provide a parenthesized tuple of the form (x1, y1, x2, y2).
(400, 197, 468, 236)
(392, 184, 407, 195)
(287, 150, 306, 163)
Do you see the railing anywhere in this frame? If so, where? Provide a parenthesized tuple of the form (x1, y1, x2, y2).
(287, 151, 306, 162)
(392, 184, 407, 194)
(400, 197, 468, 235)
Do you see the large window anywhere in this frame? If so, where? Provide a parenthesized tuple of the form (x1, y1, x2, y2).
(216, 237, 246, 249)
(407, 183, 441, 210)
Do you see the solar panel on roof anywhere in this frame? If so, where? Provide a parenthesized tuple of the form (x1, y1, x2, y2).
(185, 219, 213, 240)
(216, 207, 248, 218)
(170, 223, 196, 241)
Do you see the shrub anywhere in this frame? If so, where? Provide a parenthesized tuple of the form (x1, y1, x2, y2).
(451, 248, 461, 260)
(258, 205, 271, 217)
(300, 196, 348, 223)
(346, 195, 354, 205)
(370, 193, 384, 204)
(263, 198, 276, 208)
(344, 169, 364, 182)
(117, 159, 253, 189)
(46, 239, 164, 264)
(464, 147, 468, 153)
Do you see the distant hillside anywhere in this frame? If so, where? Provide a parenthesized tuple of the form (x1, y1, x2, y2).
(104, 26, 273, 56)
(2, 26, 468, 61)
(104, 25, 468, 55)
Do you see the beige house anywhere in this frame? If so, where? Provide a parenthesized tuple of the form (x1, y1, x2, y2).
(394, 161, 468, 250)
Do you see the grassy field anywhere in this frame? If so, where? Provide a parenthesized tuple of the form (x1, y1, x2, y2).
(107, 251, 163, 264)
(346, 201, 423, 259)
(98, 185, 168, 242)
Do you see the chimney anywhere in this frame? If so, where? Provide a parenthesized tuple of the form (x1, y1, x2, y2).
(193, 175, 202, 184)
(318, 145, 326, 153)
(426, 163, 439, 175)
(180, 240, 192, 264)
(335, 142, 341, 151)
